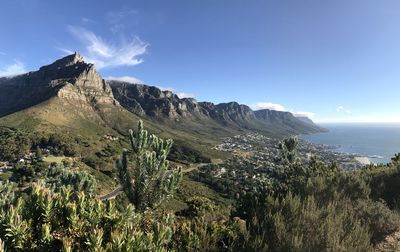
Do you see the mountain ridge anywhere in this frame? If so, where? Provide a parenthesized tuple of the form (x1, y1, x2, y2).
(0, 54, 324, 142)
(107, 79, 323, 134)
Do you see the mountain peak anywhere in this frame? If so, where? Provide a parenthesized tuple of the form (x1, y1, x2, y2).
(50, 52, 85, 68)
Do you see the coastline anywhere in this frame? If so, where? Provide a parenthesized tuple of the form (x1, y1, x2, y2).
(302, 123, 399, 164)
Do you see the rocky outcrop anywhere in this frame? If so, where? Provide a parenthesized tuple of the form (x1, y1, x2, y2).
(108, 80, 324, 134)
(0, 53, 116, 117)
(0, 53, 324, 136)
(197, 102, 256, 128)
(108, 81, 206, 119)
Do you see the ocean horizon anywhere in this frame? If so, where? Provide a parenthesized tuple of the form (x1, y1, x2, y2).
(302, 123, 400, 164)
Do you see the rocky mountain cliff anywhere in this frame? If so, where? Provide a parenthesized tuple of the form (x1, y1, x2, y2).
(0, 53, 324, 138)
(109, 81, 206, 119)
(108, 79, 323, 134)
(0, 53, 116, 117)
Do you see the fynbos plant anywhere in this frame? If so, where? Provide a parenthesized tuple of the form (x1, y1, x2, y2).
(117, 120, 182, 212)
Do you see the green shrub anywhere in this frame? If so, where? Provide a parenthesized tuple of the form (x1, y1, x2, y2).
(240, 193, 373, 252)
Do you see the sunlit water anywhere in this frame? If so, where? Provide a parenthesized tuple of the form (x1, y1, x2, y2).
(302, 123, 400, 164)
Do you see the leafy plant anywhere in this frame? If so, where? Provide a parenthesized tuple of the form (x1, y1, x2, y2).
(117, 120, 182, 212)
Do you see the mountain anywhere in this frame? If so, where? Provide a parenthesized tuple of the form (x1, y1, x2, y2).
(254, 109, 323, 134)
(296, 116, 316, 125)
(0, 53, 324, 153)
(108, 81, 206, 119)
(0, 53, 115, 118)
(108, 79, 324, 134)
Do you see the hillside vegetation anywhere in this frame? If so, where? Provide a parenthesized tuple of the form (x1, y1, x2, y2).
(1, 121, 400, 251)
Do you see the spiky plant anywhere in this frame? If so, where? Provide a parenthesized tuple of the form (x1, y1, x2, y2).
(117, 120, 182, 212)
(278, 136, 299, 165)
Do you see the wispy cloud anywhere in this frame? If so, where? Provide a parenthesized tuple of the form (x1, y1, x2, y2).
(107, 9, 139, 33)
(0, 51, 6, 56)
(0, 60, 27, 77)
(336, 106, 351, 114)
(81, 17, 95, 24)
(105, 76, 144, 84)
(62, 26, 148, 69)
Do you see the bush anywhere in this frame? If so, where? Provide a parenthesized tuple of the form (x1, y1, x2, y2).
(239, 193, 373, 251)
(364, 164, 400, 210)
(0, 181, 174, 251)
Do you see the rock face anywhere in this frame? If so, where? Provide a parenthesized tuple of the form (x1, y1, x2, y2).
(108, 80, 324, 134)
(198, 102, 257, 128)
(109, 81, 206, 119)
(254, 109, 323, 133)
(0, 53, 324, 136)
(0, 53, 116, 117)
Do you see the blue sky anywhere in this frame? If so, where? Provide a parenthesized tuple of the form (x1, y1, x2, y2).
(0, 0, 400, 123)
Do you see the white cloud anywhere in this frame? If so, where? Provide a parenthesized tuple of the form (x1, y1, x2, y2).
(293, 111, 315, 118)
(0, 60, 27, 77)
(107, 9, 139, 33)
(251, 101, 315, 118)
(336, 106, 351, 114)
(81, 17, 95, 24)
(157, 86, 194, 99)
(176, 92, 194, 99)
(252, 102, 286, 111)
(62, 26, 148, 69)
(105, 76, 144, 84)
(157, 86, 175, 92)
(0, 51, 6, 56)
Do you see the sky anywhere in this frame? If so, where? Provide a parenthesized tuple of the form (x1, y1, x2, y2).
(0, 0, 400, 123)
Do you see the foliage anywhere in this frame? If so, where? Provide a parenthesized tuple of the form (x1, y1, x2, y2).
(117, 120, 182, 212)
(277, 136, 299, 165)
(9, 157, 47, 184)
(46, 164, 97, 194)
(0, 181, 174, 251)
(180, 196, 216, 219)
(232, 137, 400, 251)
(0, 128, 31, 161)
(364, 163, 400, 210)
(169, 143, 211, 164)
(391, 153, 400, 165)
(243, 193, 373, 252)
(172, 218, 242, 252)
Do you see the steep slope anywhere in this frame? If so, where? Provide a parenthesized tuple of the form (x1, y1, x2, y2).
(0, 53, 116, 118)
(0, 53, 324, 151)
(109, 81, 207, 119)
(108, 80, 324, 135)
(296, 116, 316, 125)
(0, 55, 226, 159)
(254, 109, 323, 134)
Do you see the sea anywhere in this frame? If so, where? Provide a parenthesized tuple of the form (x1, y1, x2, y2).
(302, 123, 400, 164)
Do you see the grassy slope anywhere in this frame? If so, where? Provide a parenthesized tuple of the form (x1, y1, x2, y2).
(0, 96, 232, 212)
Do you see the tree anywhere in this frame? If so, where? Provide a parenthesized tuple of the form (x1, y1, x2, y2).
(117, 120, 182, 212)
(278, 136, 299, 165)
(391, 153, 400, 165)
